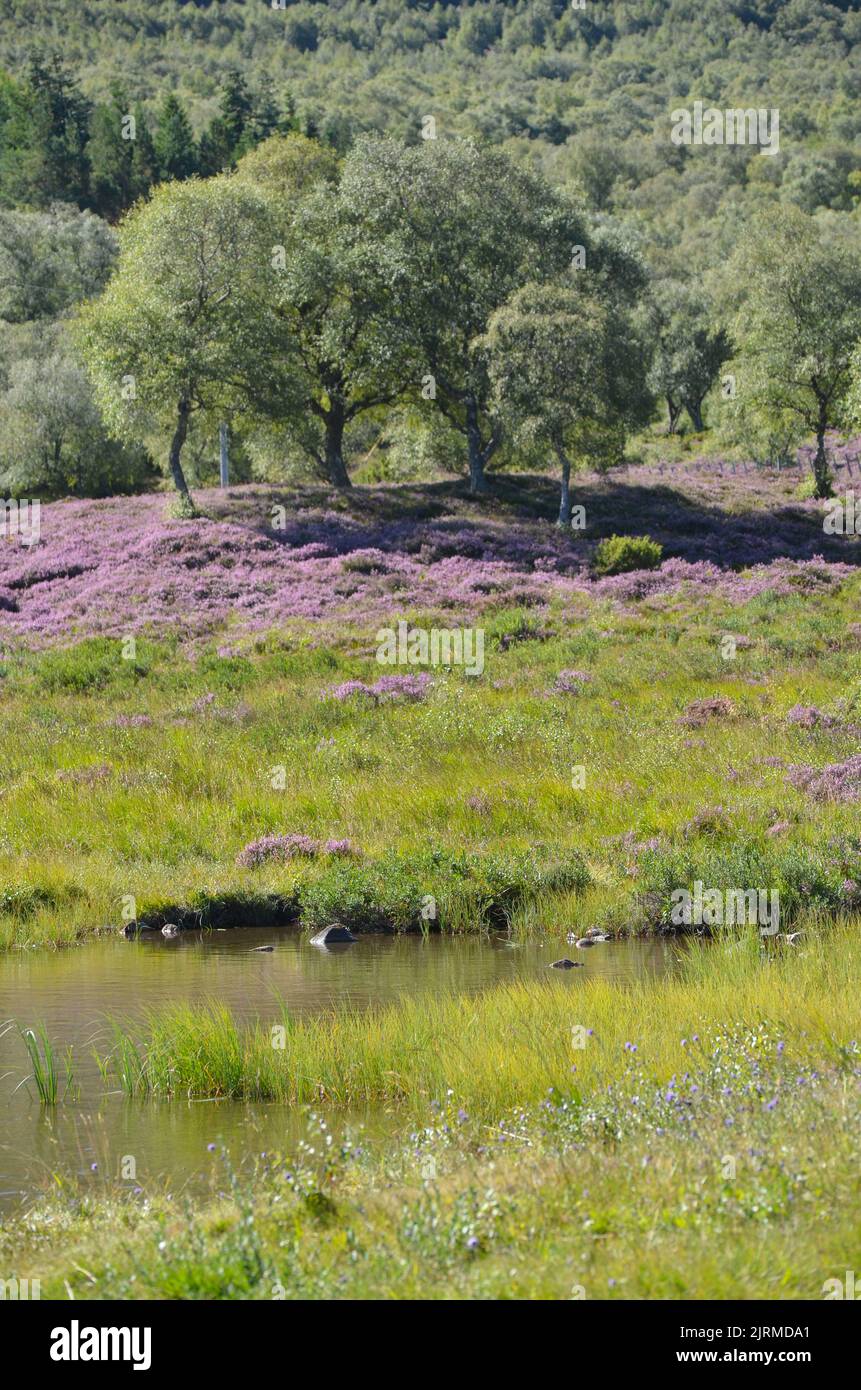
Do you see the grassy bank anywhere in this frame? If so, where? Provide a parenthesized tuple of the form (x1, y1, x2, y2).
(5, 929, 860, 1299)
(3, 553, 861, 950)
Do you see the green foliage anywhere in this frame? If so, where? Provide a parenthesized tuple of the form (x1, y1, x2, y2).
(646, 279, 730, 433)
(344, 135, 587, 489)
(35, 638, 151, 693)
(722, 208, 861, 496)
(20, 1025, 63, 1104)
(76, 176, 293, 501)
(297, 847, 589, 933)
(593, 533, 663, 576)
(0, 320, 155, 499)
(484, 274, 652, 519)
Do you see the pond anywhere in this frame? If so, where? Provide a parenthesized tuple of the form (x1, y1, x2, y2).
(0, 927, 680, 1209)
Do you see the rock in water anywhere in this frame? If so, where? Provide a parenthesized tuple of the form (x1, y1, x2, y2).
(252, 945, 274, 952)
(550, 958, 582, 969)
(309, 924, 357, 945)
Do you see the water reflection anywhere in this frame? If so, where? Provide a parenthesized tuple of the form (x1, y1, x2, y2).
(0, 928, 680, 1208)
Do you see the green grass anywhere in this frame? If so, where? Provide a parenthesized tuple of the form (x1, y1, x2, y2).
(101, 921, 858, 1114)
(5, 927, 860, 1300)
(3, 570, 861, 950)
(15, 1023, 75, 1104)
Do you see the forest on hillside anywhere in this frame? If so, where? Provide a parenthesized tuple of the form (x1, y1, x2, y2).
(1, 0, 861, 504)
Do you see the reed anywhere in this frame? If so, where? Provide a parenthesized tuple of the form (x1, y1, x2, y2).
(104, 925, 860, 1118)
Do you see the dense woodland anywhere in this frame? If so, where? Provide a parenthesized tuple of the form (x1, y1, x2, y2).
(1, 0, 861, 505)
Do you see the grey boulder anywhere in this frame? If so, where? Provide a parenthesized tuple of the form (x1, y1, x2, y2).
(309, 924, 358, 945)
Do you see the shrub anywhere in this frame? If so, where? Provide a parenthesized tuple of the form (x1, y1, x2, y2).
(298, 848, 590, 934)
(35, 638, 151, 693)
(593, 534, 663, 577)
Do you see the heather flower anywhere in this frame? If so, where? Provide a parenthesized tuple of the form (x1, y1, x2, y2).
(55, 763, 113, 785)
(786, 704, 835, 729)
(840, 879, 861, 905)
(323, 838, 358, 856)
(237, 832, 320, 868)
(683, 805, 731, 838)
(110, 713, 153, 728)
(552, 669, 592, 693)
(0, 484, 855, 646)
(325, 680, 376, 703)
(371, 673, 431, 701)
(323, 674, 431, 704)
(786, 754, 861, 802)
(766, 820, 790, 837)
(679, 696, 735, 727)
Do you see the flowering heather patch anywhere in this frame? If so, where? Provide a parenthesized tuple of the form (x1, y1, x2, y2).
(236, 833, 359, 867)
(324, 674, 431, 703)
(611, 831, 663, 877)
(55, 763, 113, 785)
(552, 669, 592, 693)
(679, 696, 735, 727)
(371, 674, 432, 701)
(323, 839, 358, 857)
(110, 713, 153, 728)
(683, 805, 732, 838)
(326, 680, 374, 702)
(236, 833, 320, 868)
(786, 755, 861, 803)
(786, 704, 835, 729)
(841, 878, 861, 905)
(0, 477, 857, 647)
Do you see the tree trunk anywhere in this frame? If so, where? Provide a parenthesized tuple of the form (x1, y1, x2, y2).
(168, 397, 193, 505)
(466, 395, 488, 494)
(813, 401, 833, 500)
(667, 396, 682, 435)
(323, 402, 352, 489)
(556, 441, 572, 527)
(685, 397, 704, 431)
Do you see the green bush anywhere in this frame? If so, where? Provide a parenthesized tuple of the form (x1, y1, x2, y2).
(35, 638, 151, 693)
(637, 839, 843, 929)
(593, 534, 663, 577)
(298, 848, 590, 933)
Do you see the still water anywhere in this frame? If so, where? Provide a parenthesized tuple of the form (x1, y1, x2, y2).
(0, 928, 679, 1209)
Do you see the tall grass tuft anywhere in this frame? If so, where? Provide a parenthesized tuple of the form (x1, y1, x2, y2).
(103, 925, 861, 1120)
(19, 1024, 75, 1104)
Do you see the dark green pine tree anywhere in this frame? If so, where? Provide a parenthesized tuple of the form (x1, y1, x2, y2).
(129, 104, 158, 201)
(220, 69, 253, 152)
(154, 92, 198, 182)
(0, 70, 43, 207)
(87, 85, 134, 220)
(245, 76, 283, 148)
(198, 69, 253, 174)
(25, 53, 92, 205)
